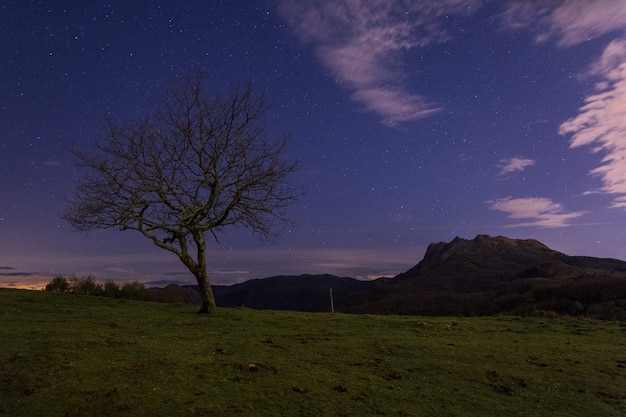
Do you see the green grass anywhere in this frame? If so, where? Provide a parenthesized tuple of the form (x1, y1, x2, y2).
(1, 288, 624, 416)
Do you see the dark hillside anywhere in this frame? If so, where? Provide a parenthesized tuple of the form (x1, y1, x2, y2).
(394, 235, 567, 290)
(340, 235, 626, 318)
(156, 235, 626, 319)
(147, 284, 202, 304)
(211, 274, 369, 312)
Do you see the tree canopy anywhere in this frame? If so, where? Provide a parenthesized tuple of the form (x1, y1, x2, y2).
(64, 74, 300, 313)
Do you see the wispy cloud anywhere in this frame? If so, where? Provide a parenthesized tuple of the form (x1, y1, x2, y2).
(498, 156, 535, 176)
(499, 1, 626, 209)
(488, 197, 587, 228)
(204, 244, 420, 281)
(610, 196, 626, 210)
(500, 0, 626, 47)
(2, 245, 422, 288)
(278, 0, 479, 125)
(559, 39, 626, 207)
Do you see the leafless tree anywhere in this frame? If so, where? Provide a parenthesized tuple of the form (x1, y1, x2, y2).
(63, 74, 300, 313)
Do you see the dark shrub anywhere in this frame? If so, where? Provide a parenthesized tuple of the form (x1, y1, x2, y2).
(69, 275, 103, 296)
(119, 281, 150, 301)
(45, 276, 70, 292)
(102, 281, 121, 298)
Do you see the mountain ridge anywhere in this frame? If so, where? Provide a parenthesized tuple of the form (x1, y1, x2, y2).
(341, 235, 626, 317)
(157, 235, 626, 319)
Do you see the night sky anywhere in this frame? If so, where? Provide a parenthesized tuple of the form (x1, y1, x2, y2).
(3, 1, 626, 289)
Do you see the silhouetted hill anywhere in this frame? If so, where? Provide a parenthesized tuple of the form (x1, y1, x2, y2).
(159, 235, 626, 319)
(211, 274, 369, 312)
(341, 235, 626, 319)
(396, 235, 565, 288)
(146, 284, 203, 304)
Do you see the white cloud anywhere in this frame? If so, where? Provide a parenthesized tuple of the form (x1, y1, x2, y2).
(488, 197, 587, 228)
(278, 0, 480, 125)
(610, 196, 626, 209)
(498, 156, 536, 176)
(545, 0, 626, 46)
(559, 39, 626, 207)
(500, 0, 626, 46)
(279, 1, 626, 126)
(501, 2, 626, 209)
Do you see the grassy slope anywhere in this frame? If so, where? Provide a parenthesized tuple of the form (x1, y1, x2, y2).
(1, 288, 624, 417)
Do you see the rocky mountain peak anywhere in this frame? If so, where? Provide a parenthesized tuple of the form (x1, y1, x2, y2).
(398, 234, 565, 281)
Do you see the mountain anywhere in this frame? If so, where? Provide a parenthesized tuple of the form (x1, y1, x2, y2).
(340, 235, 626, 318)
(396, 235, 565, 289)
(170, 235, 626, 319)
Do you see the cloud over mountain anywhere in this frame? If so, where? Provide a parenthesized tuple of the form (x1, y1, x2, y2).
(487, 196, 587, 228)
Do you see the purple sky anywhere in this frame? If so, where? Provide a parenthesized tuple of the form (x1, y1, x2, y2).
(2, 1, 626, 289)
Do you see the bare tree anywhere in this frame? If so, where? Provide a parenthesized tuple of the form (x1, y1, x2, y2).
(63, 74, 300, 313)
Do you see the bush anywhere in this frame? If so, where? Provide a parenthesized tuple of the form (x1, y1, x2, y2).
(119, 281, 151, 301)
(102, 281, 121, 298)
(45, 276, 70, 292)
(69, 275, 103, 296)
(44, 275, 153, 301)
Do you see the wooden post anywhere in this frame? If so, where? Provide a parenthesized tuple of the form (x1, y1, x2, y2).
(330, 288, 334, 313)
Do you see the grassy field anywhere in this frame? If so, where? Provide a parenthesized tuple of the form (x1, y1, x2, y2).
(1, 288, 624, 416)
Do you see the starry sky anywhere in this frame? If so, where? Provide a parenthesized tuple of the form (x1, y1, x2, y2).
(3, 1, 626, 289)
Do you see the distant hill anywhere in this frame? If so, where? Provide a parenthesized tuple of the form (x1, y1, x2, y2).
(211, 274, 368, 312)
(341, 235, 626, 318)
(165, 235, 626, 319)
(147, 284, 203, 305)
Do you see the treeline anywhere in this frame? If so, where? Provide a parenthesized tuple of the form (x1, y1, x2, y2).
(44, 275, 202, 305)
(45, 275, 153, 301)
(341, 275, 626, 320)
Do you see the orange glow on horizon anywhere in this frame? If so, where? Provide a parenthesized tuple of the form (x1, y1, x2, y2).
(0, 283, 46, 291)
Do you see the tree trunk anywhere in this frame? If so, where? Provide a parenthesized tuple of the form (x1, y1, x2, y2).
(195, 269, 217, 314)
(193, 231, 217, 314)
